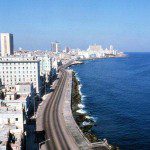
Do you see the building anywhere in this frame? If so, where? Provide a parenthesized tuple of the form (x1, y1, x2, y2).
(1, 33, 14, 57)
(0, 107, 24, 130)
(64, 47, 70, 53)
(0, 82, 35, 117)
(0, 125, 23, 150)
(0, 59, 41, 94)
(88, 44, 102, 51)
(51, 41, 61, 53)
(37, 55, 52, 76)
(0, 105, 24, 150)
(109, 45, 113, 51)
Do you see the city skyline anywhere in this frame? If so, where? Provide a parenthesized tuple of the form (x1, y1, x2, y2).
(0, 0, 150, 52)
(0, 1, 149, 149)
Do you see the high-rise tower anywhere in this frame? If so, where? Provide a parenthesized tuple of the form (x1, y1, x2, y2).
(109, 45, 113, 51)
(51, 41, 61, 53)
(0, 33, 14, 57)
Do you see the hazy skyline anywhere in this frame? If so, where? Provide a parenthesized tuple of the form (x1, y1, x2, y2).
(0, 0, 150, 52)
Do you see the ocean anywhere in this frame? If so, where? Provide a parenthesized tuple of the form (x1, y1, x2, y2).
(71, 53, 150, 150)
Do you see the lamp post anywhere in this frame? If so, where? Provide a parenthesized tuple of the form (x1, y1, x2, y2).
(39, 138, 50, 149)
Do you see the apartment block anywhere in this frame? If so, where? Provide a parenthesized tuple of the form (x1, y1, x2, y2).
(0, 59, 41, 94)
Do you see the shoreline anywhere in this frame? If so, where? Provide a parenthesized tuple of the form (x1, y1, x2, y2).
(70, 59, 120, 150)
(79, 54, 127, 61)
(71, 71, 99, 143)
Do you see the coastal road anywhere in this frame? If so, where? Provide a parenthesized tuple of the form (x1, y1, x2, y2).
(37, 61, 110, 150)
(41, 67, 78, 150)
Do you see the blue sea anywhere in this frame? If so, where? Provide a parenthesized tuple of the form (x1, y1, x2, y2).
(71, 53, 150, 150)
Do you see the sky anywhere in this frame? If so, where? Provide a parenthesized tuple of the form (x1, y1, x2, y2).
(0, 0, 150, 52)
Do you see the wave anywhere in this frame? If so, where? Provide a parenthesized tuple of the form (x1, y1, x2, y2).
(78, 84, 82, 89)
(78, 84, 83, 97)
(81, 94, 86, 101)
(76, 109, 87, 114)
(85, 115, 97, 122)
(78, 103, 85, 109)
(82, 121, 92, 126)
(75, 73, 85, 101)
(85, 115, 93, 119)
(75, 72, 80, 82)
(74, 71, 97, 123)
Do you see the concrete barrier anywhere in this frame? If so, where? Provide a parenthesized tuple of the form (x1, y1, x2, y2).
(62, 69, 110, 150)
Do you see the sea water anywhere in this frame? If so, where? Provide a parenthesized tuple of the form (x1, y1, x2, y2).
(71, 53, 150, 150)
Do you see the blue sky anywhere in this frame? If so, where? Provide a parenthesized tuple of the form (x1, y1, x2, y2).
(0, 0, 150, 51)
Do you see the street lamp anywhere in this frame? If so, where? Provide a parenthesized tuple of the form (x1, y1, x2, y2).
(39, 138, 50, 149)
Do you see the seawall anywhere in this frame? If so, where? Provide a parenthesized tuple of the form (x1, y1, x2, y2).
(63, 69, 111, 150)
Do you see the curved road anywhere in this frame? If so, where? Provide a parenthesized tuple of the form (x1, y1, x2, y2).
(42, 67, 78, 150)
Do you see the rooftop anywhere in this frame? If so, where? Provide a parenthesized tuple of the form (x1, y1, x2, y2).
(0, 60, 40, 63)
(16, 82, 31, 85)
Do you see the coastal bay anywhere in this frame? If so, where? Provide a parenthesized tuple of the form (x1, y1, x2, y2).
(71, 53, 150, 150)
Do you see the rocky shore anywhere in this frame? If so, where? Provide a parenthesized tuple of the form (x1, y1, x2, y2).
(71, 71, 99, 143)
(71, 71, 119, 150)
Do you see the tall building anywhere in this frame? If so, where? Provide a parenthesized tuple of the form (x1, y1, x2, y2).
(109, 45, 113, 50)
(65, 47, 70, 53)
(51, 41, 61, 53)
(0, 33, 14, 57)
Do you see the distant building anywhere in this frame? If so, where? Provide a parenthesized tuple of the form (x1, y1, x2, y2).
(109, 45, 113, 51)
(88, 44, 102, 51)
(65, 47, 70, 53)
(51, 41, 61, 53)
(0, 33, 14, 57)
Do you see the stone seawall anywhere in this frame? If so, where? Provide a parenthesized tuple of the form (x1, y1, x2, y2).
(63, 69, 111, 150)
(71, 71, 99, 142)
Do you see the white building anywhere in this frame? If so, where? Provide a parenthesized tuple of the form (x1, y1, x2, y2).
(1, 33, 14, 57)
(37, 55, 52, 75)
(0, 107, 24, 131)
(0, 59, 41, 94)
(109, 45, 113, 51)
(51, 57, 58, 71)
(88, 44, 102, 51)
(1, 83, 35, 113)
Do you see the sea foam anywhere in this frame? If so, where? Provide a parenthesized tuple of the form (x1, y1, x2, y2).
(82, 121, 92, 126)
(78, 103, 85, 109)
(76, 109, 86, 114)
(74, 71, 96, 122)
